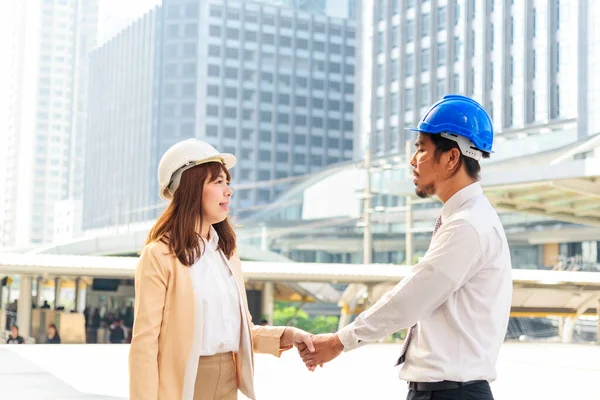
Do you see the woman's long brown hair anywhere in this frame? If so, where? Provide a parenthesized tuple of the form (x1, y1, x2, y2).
(146, 162, 236, 266)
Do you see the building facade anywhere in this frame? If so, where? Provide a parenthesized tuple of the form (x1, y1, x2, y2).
(83, 0, 356, 230)
(83, 7, 159, 231)
(0, 0, 98, 248)
(357, 0, 600, 159)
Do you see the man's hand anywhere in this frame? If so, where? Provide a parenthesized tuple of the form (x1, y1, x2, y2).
(297, 333, 344, 370)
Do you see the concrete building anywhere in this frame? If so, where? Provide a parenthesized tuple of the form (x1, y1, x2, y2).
(0, 0, 98, 248)
(356, 0, 600, 158)
(83, 0, 356, 230)
(83, 7, 159, 231)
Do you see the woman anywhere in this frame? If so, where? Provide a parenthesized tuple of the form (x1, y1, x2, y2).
(129, 139, 314, 400)
(6, 325, 24, 344)
(46, 323, 61, 344)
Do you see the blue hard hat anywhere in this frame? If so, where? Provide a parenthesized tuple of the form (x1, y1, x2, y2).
(408, 94, 494, 153)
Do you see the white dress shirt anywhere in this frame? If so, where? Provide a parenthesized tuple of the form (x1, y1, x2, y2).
(191, 226, 241, 356)
(338, 182, 513, 383)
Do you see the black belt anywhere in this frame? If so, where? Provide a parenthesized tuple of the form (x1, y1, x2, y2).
(408, 380, 485, 392)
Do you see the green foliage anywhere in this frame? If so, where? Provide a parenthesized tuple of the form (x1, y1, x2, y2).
(272, 302, 339, 334)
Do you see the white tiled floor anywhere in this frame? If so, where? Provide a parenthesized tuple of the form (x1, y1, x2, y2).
(2, 342, 599, 400)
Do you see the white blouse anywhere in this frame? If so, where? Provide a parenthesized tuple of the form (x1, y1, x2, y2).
(191, 226, 241, 356)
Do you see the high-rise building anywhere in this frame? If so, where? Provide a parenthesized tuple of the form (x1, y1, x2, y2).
(96, 0, 161, 46)
(357, 0, 600, 159)
(0, 0, 98, 248)
(82, 0, 356, 231)
(83, 7, 159, 231)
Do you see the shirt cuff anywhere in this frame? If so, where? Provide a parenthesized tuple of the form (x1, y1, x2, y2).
(337, 322, 362, 352)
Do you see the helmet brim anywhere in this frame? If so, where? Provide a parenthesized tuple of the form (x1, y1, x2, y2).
(160, 153, 237, 200)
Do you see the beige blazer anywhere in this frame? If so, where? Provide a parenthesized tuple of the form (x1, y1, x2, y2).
(129, 240, 288, 400)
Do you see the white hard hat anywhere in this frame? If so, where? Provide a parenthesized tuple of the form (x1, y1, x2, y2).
(157, 139, 236, 200)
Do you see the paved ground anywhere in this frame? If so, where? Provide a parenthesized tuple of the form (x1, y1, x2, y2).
(1, 342, 599, 399)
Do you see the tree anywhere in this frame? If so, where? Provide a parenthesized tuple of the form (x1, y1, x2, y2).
(272, 302, 339, 334)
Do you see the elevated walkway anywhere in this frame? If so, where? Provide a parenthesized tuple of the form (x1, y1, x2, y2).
(1, 253, 599, 319)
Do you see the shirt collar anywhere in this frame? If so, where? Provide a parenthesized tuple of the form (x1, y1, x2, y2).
(205, 225, 220, 250)
(440, 182, 483, 222)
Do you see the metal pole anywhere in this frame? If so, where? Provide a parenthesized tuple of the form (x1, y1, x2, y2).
(54, 277, 61, 309)
(261, 282, 274, 325)
(405, 140, 414, 265)
(17, 276, 32, 338)
(74, 278, 81, 312)
(363, 135, 372, 265)
(597, 300, 600, 345)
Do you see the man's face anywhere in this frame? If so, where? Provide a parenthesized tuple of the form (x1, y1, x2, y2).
(410, 133, 440, 199)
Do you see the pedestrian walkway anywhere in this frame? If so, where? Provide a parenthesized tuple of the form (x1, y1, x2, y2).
(1, 342, 599, 399)
(0, 348, 126, 400)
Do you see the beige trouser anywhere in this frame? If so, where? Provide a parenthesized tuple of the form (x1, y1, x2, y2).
(193, 352, 238, 400)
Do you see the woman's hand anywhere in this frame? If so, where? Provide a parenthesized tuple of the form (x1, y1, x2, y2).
(280, 327, 315, 352)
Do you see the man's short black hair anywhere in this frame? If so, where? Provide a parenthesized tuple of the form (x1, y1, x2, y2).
(427, 133, 490, 180)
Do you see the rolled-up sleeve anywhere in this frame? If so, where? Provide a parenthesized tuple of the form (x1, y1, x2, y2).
(129, 244, 168, 400)
(338, 220, 482, 351)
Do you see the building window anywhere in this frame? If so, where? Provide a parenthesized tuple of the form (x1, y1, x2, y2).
(455, 3, 460, 25)
(421, 48, 429, 72)
(406, 20, 414, 43)
(186, 2, 198, 17)
(405, 53, 414, 76)
(421, 84, 429, 107)
(454, 37, 461, 62)
(422, 14, 430, 37)
(437, 43, 446, 66)
(392, 59, 399, 81)
(437, 78, 445, 97)
(206, 125, 218, 136)
(207, 65, 220, 77)
(405, 88, 413, 111)
(209, 25, 221, 37)
(392, 25, 399, 49)
(378, 64, 384, 85)
(378, 0, 385, 21)
(510, 56, 514, 84)
(438, 7, 447, 31)
(378, 31, 384, 53)
(391, 93, 398, 116)
(185, 23, 197, 37)
(508, 96, 513, 127)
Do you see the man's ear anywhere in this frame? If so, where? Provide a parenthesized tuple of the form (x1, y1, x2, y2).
(447, 148, 462, 170)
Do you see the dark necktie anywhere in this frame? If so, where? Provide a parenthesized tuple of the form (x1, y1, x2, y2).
(396, 216, 442, 366)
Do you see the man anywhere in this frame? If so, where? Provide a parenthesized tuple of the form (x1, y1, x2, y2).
(299, 95, 512, 400)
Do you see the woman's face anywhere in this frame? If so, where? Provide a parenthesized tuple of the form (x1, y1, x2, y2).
(48, 326, 56, 336)
(201, 169, 233, 225)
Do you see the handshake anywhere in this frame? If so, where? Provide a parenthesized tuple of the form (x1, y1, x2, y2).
(282, 328, 345, 371)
